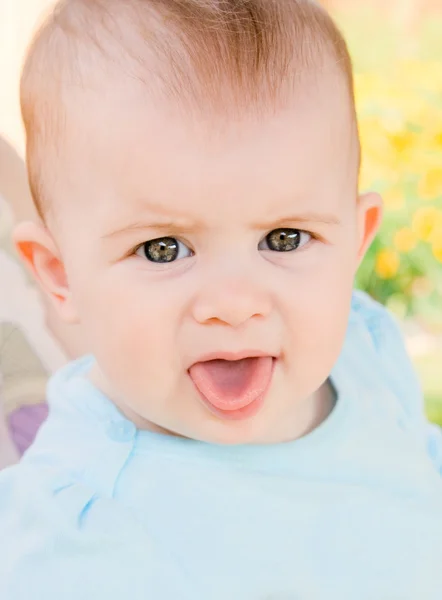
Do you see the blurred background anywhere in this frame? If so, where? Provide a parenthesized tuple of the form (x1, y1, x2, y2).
(0, 0, 441, 424)
(323, 0, 442, 423)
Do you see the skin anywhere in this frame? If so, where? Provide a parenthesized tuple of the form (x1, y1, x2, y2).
(14, 65, 382, 445)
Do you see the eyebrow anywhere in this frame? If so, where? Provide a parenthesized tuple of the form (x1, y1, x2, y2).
(101, 220, 197, 240)
(252, 212, 342, 229)
(102, 208, 341, 240)
(101, 197, 203, 240)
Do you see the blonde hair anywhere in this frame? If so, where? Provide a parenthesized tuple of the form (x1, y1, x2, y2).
(21, 0, 356, 218)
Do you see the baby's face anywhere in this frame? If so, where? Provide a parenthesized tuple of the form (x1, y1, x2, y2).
(45, 75, 378, 444)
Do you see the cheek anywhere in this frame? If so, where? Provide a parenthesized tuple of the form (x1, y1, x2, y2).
(282, 236, 356, 310)
(70, 266, 182, 375)
(281, 245, 355, 379)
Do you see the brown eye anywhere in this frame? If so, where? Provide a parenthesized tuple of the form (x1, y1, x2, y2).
(138, 237, 192, 263)
(264, 228, 304, 252)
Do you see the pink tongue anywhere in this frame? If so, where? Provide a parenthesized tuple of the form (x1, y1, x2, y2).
(189, 357, 273, 412)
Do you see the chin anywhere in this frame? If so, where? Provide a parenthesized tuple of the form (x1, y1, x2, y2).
(194, 418, 270, 446)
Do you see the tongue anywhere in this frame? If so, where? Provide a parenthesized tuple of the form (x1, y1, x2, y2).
(189, 357, 273, 412)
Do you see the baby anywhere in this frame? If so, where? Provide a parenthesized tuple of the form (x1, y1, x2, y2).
(1, 0, 442, 598)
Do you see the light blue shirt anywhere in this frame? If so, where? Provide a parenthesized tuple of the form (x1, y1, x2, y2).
(1, 291, 442, 599)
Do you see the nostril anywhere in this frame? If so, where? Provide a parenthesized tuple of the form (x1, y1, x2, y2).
(204, 316, 230, 326)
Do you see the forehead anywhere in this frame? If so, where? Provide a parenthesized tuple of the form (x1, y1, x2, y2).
(53, 69, 357, 231)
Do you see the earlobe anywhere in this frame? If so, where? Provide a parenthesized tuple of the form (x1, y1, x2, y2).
(356, 192, 383, 264)
(13, 221, 79, 324)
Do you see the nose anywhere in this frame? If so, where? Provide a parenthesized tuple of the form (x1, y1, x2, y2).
(192, 277, 272, 328)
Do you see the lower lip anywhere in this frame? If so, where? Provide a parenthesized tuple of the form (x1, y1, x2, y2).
(190, 358, 276, 422)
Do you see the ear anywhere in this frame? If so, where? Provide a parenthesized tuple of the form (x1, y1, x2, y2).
(13, 221, 80, 324)
(356, 192, 383, 264)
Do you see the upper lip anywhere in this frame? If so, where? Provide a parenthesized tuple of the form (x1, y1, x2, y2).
(188, 350, 277, 367)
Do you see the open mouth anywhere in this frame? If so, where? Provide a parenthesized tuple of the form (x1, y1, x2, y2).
(188, 355, 276, 421)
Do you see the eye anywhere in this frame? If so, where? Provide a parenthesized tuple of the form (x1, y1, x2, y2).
(259, 228, 312, 252)
(136, 237, 193, 263)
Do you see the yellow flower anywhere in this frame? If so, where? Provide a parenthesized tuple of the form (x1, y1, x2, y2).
(418, 168, 442, 201)
(375, 249, 400, 280)
(430, 223, 442, 246)
(412, 207, 442, 241)
(432, 239, 442, 263)
(431, 220, 442, 261)
(388, 130, 414, 155)
(394, 228, 417, 253)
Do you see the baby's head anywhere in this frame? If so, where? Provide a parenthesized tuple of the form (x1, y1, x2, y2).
(16, 0, 381, 444)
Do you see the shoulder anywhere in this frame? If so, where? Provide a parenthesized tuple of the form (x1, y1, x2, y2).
(350, 290, 406, 351)
(349, 290, 423, 419)
(350, 290, 413, 359)
(0, 461, 92, 547)
(0, 462, 185, 600)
